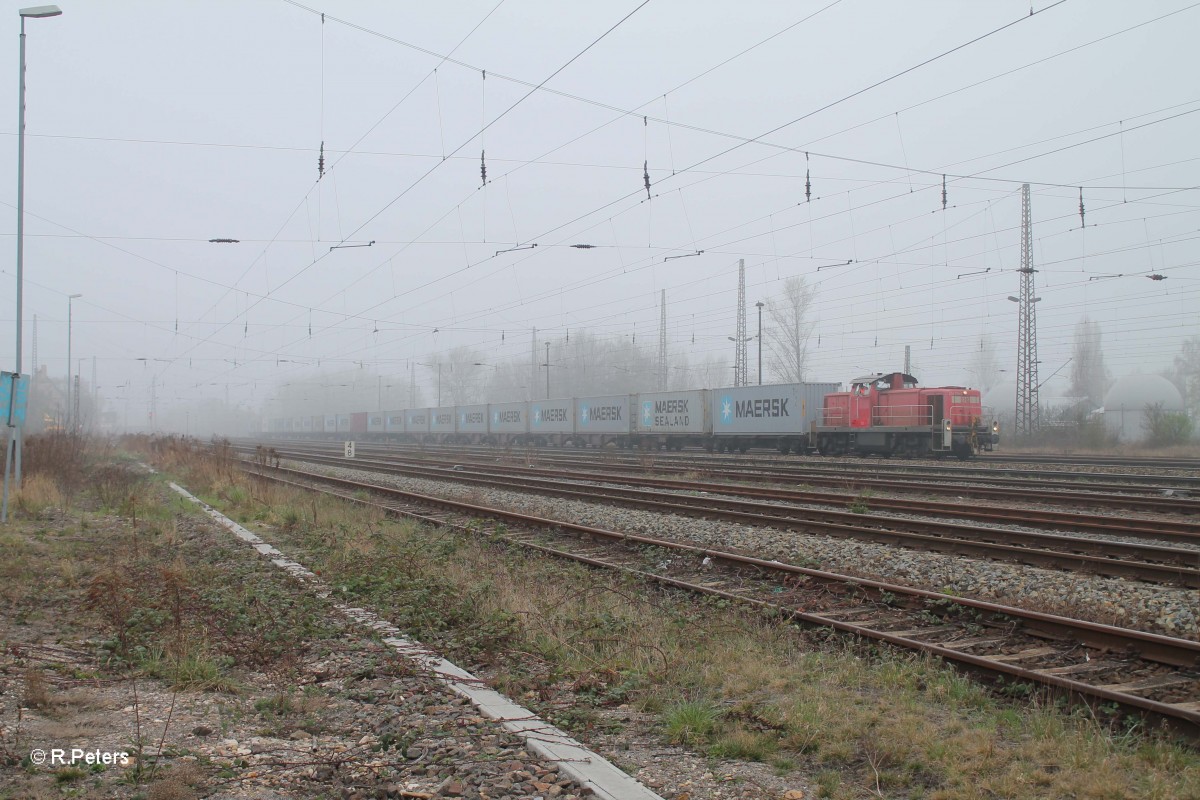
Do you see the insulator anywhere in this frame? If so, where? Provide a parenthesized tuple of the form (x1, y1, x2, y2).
(1147, 273, 1167, 281)
(942, 174, 947, 211)
(318, 140, 325, 178)
(481, 150, 487, 186)
(806, 152, 812, 202)
(1079, 187, 1085, 227)
(643, 160, 651, 199)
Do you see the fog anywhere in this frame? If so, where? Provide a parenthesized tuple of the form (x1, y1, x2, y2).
(2, 2, 1197, 436)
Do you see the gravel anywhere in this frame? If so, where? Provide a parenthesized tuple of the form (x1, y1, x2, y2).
(315, 462, 1200, 639)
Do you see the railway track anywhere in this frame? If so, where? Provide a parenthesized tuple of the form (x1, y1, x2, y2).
(981, 453, 1200, 470)
(236, 445, 1200, 587)
(265, 439, 1200, 488)
(245, 442, 1200, 544)
(243, 439, 1200, 515)
(238, 461, 1200, 737)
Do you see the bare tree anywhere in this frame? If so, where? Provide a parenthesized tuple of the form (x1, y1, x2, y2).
(966, 334, 1001, 392)
(1069, 316, 1108, 405)
(436, 346, 485, 405)
(765, 277, 816, 383)
(1172, 335, 1200, 417)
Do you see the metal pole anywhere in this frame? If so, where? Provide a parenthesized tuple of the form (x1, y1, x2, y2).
(11, 6, 62, 486)
(66, 295, 73, 432)
(755, 301, 764, 385)
(544, 341, 550, 398)
(437, 363, 441, 406)
(12, 18, 27, 488)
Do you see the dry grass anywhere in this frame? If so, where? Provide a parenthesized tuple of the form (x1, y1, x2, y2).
(145, 439, 1200, 800)
(12, 473, 64, 517)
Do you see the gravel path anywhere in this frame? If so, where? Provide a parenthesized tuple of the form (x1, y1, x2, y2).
(314, 462, 1200, 639)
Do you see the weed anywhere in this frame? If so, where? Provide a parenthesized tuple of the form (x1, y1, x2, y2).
(22, 669, 51, 709)
(663, 700, 721, 746)
(13, 474, 64, 517)
(710, 728, 778, 761)
(280, 508, 302, 533)
(53, 767, 87, 784)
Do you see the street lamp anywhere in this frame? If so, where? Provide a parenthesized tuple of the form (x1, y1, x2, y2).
(415, 362, 441, 406)
(66, 293, 80, 432)
(11, 4, 62, 485)
(755, 301, 765, 385)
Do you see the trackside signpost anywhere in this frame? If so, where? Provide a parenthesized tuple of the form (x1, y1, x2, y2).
(1, 371, 31, 522)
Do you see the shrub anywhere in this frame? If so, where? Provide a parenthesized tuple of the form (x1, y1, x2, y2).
(1143, 402, 1194, 446)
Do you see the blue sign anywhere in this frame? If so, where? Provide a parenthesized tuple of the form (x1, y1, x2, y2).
(1, 372, 29, 428)
(719, 395, 733, 424)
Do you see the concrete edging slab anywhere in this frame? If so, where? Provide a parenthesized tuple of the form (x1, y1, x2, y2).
(168, 481, 664, 800)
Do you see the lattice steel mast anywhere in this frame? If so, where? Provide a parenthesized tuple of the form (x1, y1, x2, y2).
(1014, 183, 1041, 435)
(657, 289, 667, 390)
(734, 259, 748, 387)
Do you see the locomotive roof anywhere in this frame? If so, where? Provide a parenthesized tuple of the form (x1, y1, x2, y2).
(850, 372, 919, 386)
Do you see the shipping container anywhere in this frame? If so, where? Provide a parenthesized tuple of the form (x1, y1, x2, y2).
(457, 404, 488, 435)
(529, 398, 574, 435)
(635, 390, 709, 434)
(430, 407, 456, 436)
(324, 415, 337, 433)
(405, 408, 430, 435)
(336, 414, 351, 433)
(367, 412, 385, 434)
(710, 383, 836, 436)
(576, 395, 633, 435)
(349, 412, 369, 434)
(384, 411, 405, 434)
(489, 401, 528, 435)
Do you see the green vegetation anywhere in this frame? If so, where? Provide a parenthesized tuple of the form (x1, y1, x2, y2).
(152, 437, 1200, 800)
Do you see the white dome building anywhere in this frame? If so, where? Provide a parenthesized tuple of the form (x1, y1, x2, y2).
(1102, 374, 1184, 443)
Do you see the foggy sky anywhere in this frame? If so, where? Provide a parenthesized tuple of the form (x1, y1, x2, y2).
(2, 1, 1197, 431)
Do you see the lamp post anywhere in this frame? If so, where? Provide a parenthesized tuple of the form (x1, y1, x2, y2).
(66, 292, 80, 432)
(12, 4, 62, 485)
(755, 301, 765, 385)
(415, 362, 441, 406)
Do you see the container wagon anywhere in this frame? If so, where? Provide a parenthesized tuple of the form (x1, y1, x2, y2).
(709, 382, 837, 453)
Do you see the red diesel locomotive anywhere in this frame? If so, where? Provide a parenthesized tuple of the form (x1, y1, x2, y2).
(813, 372, 998, 459)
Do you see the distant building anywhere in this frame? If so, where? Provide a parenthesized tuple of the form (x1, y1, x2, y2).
(1102, 374, 1185, 443)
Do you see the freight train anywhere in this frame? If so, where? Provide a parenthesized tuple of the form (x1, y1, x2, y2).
(265, 372, 999, 458)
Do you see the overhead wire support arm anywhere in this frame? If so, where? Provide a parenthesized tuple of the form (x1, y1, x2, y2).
(494, 243, 537, 257)
(329, 240, 376, 252)
(1087, 273, 1123, 281)
(816, 259, 854, 271)
(956, 267, 991, 279)
(663, 250, 703, 261)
